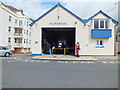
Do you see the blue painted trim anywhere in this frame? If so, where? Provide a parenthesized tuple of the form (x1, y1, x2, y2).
(81, 19, 89, 23)
(87, 10, 118, 25)
(31, 54, 42, 56)
(30, 5, 118, 27)
(30, 3, 83, 27)
(79, 55, 114, 57)
(96, 46, 104, 48)
(91, 29, 112, 38)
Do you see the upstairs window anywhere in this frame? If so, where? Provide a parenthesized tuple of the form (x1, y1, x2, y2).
(24, 39, 26, 43)
(94, 20, 99, 29)
(26, 39, 28, 43)
(27, 21, 29, 26)
(8, 37, 11, 43)
(27, 30, 28, 35)
(94, 19, 109, 29)
(8, 26, 11, 32)
(19, 20, 23, 26)
(9, 16, 12, 21)
(15, 19, 17, 24)
(15, 39, 17, 43)
(100, 20, 104, 28)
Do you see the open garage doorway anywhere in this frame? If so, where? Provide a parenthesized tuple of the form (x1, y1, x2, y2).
(42, 27, 76, 55)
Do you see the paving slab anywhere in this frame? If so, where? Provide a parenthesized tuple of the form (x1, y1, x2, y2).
(32, 55, 98, 61)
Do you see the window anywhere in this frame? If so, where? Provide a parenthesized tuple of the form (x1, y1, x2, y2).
(105, 20, 108, 29)
(26, 39, 28, 43)
(94, 20, 99, 29)
(29, 40, 31, 44)
(27, 21, 29, 26)
(100, 20, 104, 28)
(27, 30, 28, 35)
(19, 20, 23, 26)
(96, 40, 103, 46)
(24, 20, 26, 25)
(19, 39, 22, 43)
(24, 39, 26, 43)
(2, 47, 8, 50)
(94, 19, 108, 29)
(29, 32, 31, 36)
(15, 39, 17, 43)
(8, 26, 11, 32)
(15, 19, 17, 24)
(9, 16, 12, 21)
(24, 30, 26, 34)
(8, 38, 11, 43)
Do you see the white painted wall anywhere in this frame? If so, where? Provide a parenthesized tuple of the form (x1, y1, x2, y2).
(0, 3, 32, 53)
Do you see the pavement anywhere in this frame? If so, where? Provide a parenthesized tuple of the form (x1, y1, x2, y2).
(32, 54, 119, 61)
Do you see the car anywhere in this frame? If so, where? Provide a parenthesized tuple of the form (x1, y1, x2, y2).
(0, 46, 13, 57)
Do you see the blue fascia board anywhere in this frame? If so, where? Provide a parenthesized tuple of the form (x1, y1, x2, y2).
(30, 5, 118, 27)
(91, 29, 112, 38)
(81, 19, 89, 23)
(31, 54, 42, 56)
(30, 3, 84, 27)
(87, 10, 118, 25)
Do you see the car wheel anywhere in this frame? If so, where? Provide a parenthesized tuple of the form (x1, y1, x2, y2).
(5, 53, 10, 57)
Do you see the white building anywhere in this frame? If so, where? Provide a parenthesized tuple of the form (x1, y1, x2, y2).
(30, 3, 118, 56)
(0, 2, 33, 54)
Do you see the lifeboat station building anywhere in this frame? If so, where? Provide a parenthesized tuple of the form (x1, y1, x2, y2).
(30, 3, 118, 56)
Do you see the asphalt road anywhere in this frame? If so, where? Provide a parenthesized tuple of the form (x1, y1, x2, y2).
(2, 55, 119, 88)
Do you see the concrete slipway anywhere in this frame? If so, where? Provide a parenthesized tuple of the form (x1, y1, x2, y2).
(32, 54, 119, 61)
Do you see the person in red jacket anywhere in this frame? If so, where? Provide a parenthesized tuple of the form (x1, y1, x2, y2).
(76, 42, 80, 57)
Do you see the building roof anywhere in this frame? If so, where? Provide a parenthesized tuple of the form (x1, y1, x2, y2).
(30, 3, 83, 27)
(2, 2, 19, 13)
(87, 10, 119, 25)
(30, 3, 118, 27)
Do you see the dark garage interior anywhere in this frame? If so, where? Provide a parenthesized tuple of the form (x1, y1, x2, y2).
(42, 28, 76, 55)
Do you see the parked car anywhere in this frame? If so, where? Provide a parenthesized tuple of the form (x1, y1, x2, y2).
(0, 46, 13, 57)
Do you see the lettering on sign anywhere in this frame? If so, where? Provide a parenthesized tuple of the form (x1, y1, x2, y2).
(50, 22, 67, 25)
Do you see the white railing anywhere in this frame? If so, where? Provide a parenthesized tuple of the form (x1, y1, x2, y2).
(14, 43, 23, 47)
(14, 33, 23, 36)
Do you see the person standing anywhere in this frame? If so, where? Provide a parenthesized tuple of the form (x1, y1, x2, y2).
(47, 43, 52, 55)
(76, 42, 80, 57)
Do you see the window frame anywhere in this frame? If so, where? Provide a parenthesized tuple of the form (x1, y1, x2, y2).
(8, 26, 11, 32)
(9, 16, 12, 21)
(93, 19, 108, 29)
(8, 37, 11, 43)
(96, 40, 104, 46)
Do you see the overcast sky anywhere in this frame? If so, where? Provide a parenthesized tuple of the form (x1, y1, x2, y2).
(2, 0, 119, 20)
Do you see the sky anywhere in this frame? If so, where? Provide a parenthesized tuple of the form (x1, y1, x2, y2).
(1, 0, 119, 20)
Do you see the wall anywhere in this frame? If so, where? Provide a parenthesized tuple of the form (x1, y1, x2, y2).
(116, 42, 120, 54)
(31, 6, 116, 56)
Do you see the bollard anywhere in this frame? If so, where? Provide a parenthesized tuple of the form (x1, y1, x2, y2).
(64, 48, 66, 55)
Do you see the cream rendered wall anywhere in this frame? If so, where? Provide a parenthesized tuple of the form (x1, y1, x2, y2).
(31, 6, 84, 54)
(31, 7, 116, 56)
(82, 13, 115, 55)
